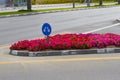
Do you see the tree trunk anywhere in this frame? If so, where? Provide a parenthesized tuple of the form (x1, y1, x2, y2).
(118, 0, 120, 4)
(72, 0, 75, 8)
(99, 0, 103, 6)
(27, 0, 32, 10)
(87, 0, 90, 7)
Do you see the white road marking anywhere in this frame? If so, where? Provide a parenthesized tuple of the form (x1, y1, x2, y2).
(83, 23, 120, 34)
(1, 23, 120, 49)
(116, 19, 120, 22)
(0, 56, 120, 64)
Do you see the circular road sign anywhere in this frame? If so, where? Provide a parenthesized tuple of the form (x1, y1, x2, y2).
(42, 23, 52, 36)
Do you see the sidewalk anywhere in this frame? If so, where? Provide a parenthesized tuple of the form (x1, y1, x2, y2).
(0, 3, 86, 12)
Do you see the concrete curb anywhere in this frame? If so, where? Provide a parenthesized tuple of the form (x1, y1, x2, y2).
(10, 48, 120, 57)
(116, 19, 120, 22)
(0, 6, 119, 18)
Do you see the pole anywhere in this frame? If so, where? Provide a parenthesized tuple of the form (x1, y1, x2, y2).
(46, 36, 50, 44)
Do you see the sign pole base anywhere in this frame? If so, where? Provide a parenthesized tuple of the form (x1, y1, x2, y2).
(46, 36, 49, 44)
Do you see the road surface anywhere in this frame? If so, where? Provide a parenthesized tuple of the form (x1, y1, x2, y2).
(0, 7, 120, 80)
(0, 7, 120, 46)
(0, 53, 120, 80)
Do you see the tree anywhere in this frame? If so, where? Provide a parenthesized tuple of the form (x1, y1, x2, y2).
(87, 0, 91, 7)
(118, 0, 120, 4)
(72, 0, 75, 8)
(27, 0, 32, 10)
(99, 0, 103, 6)
(32, 0, 36, 5)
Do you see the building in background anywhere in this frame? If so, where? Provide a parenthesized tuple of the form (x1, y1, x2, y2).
(0, 0, 27, 7)
(0, 0, 6, 7)
(6, 0, 14, 7)
(14, 0, 27, 7)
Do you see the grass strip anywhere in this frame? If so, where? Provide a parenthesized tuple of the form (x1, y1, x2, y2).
(0, 4, 120, 16)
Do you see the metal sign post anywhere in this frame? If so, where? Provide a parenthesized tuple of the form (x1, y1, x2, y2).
(42, 23, 52, 44)
(46, 36, 49, 44)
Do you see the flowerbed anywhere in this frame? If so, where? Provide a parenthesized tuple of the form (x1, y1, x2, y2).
(10, 33, 120, 51)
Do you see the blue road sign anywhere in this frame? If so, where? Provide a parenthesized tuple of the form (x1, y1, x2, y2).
(42, 23, 52, 36)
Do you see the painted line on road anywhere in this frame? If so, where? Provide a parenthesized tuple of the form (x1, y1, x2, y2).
(83, 23, 120, 34)
(0, 36, 44, 49)
(0, 56, 120, 65)
(0, 32, 72, 50)
(0, 23, 120, 49)
(0, 44, 9, 49)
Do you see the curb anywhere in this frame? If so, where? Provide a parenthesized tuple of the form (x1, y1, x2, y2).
(0, 6, 119, 18)
(116, 19, 120, 22)
(10, 48, 120, 57)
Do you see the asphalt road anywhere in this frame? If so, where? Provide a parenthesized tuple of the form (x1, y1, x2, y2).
(0, 53, 120, 80)
(0, 7, 120, 80)
(0, 7, 120, 45)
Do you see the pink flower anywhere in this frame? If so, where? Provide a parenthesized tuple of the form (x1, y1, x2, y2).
(10, 33, 120, 51)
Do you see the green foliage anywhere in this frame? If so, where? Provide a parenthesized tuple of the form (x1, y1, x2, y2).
(93, 0, 116, 3)
(32, 0, 36, 5)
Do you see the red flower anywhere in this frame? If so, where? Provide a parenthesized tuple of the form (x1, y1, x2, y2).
(10, 33, 120, 51)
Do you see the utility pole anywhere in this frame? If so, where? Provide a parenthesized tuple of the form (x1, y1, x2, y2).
(27, 0, 32, 10)
(72, 0, 75, 8)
